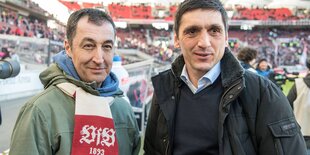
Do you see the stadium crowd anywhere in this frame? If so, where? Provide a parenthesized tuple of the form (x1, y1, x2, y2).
(0, 6, 64, 41)
(1, 0, 310, 154)
(1, 1, 309, 67)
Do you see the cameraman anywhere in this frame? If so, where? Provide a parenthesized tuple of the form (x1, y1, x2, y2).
(0, 56, 21, 126)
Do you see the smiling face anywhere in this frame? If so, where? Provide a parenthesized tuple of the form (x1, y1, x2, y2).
(174, 9, 228, 80)
(258, 60, 268, 71)
(64, 16, 115, 87)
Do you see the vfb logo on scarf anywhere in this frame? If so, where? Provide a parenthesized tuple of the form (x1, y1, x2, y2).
(71, 88, 119, 155)
(71, 115, 118, 155)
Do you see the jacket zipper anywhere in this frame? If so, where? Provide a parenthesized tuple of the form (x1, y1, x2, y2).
(217, 79, 242, 155)
(220, 78, 242, 107)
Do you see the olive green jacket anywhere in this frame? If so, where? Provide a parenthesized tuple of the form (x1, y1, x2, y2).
(10, 64, 141, 155)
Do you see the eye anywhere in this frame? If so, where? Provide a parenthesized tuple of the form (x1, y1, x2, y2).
(102, 44, 113, 51)
(184, 27, 199, 37)
(83, 44, 95, 50)
(209, 27, 222, 36)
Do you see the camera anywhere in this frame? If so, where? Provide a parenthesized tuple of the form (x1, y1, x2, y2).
(0, 59, 20, 125)
(0, 59, 20, 79)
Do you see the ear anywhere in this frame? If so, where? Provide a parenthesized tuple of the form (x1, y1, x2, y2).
(174, 33, 180, 48)
(64, 39, 72, 57)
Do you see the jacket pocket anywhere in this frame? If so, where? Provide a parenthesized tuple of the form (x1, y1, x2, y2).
(268, 118, 300, 155)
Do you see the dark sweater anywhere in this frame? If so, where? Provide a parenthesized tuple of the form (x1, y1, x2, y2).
(173, 77, 223, 155)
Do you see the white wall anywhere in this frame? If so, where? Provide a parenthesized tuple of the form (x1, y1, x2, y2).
(0, 70, 43, 102)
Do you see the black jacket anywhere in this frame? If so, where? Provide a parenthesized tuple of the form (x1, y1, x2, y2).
(144, 48, 307, 155)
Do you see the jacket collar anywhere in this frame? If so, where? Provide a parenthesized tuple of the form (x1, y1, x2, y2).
(171, 47, 244, 88)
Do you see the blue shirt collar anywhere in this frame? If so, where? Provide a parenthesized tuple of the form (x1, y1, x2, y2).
(180, 61, 221, 93)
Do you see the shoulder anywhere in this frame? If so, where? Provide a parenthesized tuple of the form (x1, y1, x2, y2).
(244, 70, 273, 88)
(151, 69, 176, 100)
(15, 86, 72, 130)
(243, 69, 290, 106)
(247, 68, 258, 74)
(111, 97, 137, 125)
(23, 86, 73, 115)
(241, 70, 285, 102)
(152, 69, 174, 84)
(152, 69, 175, 89)
(112, 96, 132, 110)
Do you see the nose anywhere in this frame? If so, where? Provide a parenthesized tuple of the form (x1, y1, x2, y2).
(93, 47, 104, 64)
(197, 31, 211, 48)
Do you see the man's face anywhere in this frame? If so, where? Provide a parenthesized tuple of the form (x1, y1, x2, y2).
(65, 16, 115, 86)
(258, 60, 268, 71)
(174, 9, 228, 78)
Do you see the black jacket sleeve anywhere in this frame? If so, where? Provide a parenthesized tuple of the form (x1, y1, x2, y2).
(256, 81, 307, 155)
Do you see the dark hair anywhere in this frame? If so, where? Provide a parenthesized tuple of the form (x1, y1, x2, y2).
(174, 0, 228, 37)
(256, 58, 269, 69)
(1, 47, 8, 53)
(237, 47, 257, 63)
(257, 58, 268, 64)
(66, 8, 116, 46)
(306, 57, 310, 69)
(1, 47, 10, 59)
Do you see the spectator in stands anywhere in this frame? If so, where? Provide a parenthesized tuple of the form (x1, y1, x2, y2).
(0, 7, 65, 41)
(10, 8, 140, 155)
(144, 0, 307, 154)
(10, 49, 20, 62)
(287, 57, 310, 154)
(0, 47, 10, 60)
(256, 58, 276, 81)
(237, 47, 258, 73)
(127, 81, 142, 108)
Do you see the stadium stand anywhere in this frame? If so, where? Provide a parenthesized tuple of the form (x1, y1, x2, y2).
(0, 1, 309, 154)
(0, 5, 65, 41)
(1, 0, 309, 67)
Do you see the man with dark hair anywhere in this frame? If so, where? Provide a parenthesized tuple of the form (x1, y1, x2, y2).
(10, 8, 140, 155)
(287, 57, 310, 154)
(237, 47, 258, 73)
(144, 0, 307, 154)
(256, 58, 273, 78)
(256, 58, 277, 84)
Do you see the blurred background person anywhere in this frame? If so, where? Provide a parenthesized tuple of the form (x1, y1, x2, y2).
(256, 58, 276, 83)
(0, 47, 10, 60)
(287, 57, 310, 154)
(256, 58, 273, 77)
(10, 49, 20, 63)
(237, 47, 258, 73)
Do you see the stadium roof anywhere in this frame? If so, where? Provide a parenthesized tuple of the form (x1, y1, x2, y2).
(32, 0, 310, 24)
(57, 0, 185, 4)
(268, 0, 310, 9)
(225, 0, 310, 8)
(225, 0, 272, 7)
(49, 0, 310, 8)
